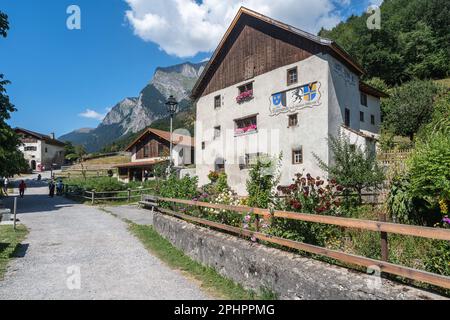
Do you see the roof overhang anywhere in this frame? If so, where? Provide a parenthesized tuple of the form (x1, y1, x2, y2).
(360, 82, 389, 98)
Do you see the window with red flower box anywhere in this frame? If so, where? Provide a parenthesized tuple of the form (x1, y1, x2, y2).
(236, 82, 254, 103)
(234, 115, 257, 135)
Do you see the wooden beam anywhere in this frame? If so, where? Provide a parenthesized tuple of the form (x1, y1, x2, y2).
(156, 197, 450, 241)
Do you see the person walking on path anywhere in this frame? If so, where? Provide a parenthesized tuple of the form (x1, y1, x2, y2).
(19, 180, 27, 198)
(56, 179, 64, 196)
(3, 177, 9, 196)
(48, 180, 55, 198)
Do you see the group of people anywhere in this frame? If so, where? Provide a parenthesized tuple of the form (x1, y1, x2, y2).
(1, 178, 27, 198)
(48, 179, 64, 198)
(1, 176, 64, 199)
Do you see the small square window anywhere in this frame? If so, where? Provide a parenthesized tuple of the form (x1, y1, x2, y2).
(287, 67, 298, 85)
(292, 148, 303, 164)
(214, 126, 221, 139)
(360, 93, 368, 107)
(360, 111, 365, 122)
(214, 95, 221, 109)
(371, 115, 375, 125)
(202, 142, 206, 150)
(288, 114, 298, 127)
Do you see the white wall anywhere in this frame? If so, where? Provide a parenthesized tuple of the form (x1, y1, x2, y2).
(196, 55, 331, 195)
(40, 142, 65, 168)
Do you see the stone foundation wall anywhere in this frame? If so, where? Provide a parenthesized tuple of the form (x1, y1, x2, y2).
(153, 213, 446, 300)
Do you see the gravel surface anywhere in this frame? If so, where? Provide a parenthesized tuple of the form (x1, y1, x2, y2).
(102, 205, 154, 225)
(0, 176, 211, 300)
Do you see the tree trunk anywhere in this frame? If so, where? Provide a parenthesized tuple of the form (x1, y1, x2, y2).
(357, 188, 363, 205)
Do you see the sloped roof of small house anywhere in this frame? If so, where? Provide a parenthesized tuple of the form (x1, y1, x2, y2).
(360, 82, 389, 98)
(125, 128, 195, 152)
(191, 7, 365, 100)
(15, 127, 66, 147)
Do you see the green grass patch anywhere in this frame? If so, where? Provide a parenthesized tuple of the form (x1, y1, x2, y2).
(128, 223, 277, 300)
(0, 225, 29, 280)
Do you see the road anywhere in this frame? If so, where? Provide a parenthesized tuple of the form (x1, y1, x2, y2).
(0, 172, 211, 300)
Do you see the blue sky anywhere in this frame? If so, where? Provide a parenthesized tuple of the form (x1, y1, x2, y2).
(1, 0, 375, 137)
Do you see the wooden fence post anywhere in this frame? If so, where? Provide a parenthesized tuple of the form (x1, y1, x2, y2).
(13, 197, 17, 231)
(380, 212, 389, 261)
(127, 189, 131, 202)
(91, 190, 95, 205)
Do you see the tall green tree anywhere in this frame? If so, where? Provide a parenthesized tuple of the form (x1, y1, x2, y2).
(319, 0, 450, 85)
(315, 134, 385, 203)
(0, 12, 28, 177)
(383, 79, 438, 140)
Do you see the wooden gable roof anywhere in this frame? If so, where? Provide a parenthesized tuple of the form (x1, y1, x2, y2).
(191, 7, 365, 100)
(125, 128, 194, 152)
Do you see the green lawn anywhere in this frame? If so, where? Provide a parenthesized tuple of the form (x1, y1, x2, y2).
(128, 223, 277, 300)
(0, 225, 28, 279)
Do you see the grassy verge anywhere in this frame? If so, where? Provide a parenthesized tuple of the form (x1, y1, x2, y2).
(128, 222, 277, 300)
(0, 225, 29, 279)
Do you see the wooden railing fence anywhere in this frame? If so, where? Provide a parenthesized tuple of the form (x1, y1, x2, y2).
(146, 195, 450, 290)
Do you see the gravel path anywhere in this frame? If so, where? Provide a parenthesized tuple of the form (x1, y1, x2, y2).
(0, 175, 211, 300)
(102, 205, 154, 226)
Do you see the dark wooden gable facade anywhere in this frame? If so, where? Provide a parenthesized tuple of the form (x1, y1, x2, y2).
(200, 15, 322, 97)
(192, 8, 364, 99)
(134, 132, 169, 160)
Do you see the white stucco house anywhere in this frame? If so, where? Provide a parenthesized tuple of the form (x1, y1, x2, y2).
(191, 7, 387, 195)
(15, 128, 66, 171)
(116, 128, 195, 183)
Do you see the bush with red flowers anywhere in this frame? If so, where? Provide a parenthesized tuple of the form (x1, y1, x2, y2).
(278, 172, 344, 216)
(270, 173, 346, 246)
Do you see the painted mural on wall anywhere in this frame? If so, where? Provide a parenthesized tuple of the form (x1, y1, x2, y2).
(334, 62, 356, 86)
(269, 81, 322, 116)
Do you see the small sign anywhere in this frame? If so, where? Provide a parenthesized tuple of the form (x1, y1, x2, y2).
(270, 81, 322, 116)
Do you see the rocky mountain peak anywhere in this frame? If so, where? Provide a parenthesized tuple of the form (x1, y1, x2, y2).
(60, 61, 206, 152)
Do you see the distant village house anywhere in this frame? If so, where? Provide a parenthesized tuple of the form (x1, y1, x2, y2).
(116, 128, 194, 182)
(15, 128, 66, 171)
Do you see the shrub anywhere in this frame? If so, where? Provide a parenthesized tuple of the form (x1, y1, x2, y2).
(208, 171, 219, 183)
(315, 134, 385, 204)
(408, 131, 450, 214)
(65, 177, 127, 192)
(270, 173, 344, 246)
(216, 172, 229, 193)
(204, 190, 242, 227)
(159, 174, 199, 200)
(246, 155, 281, 209)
